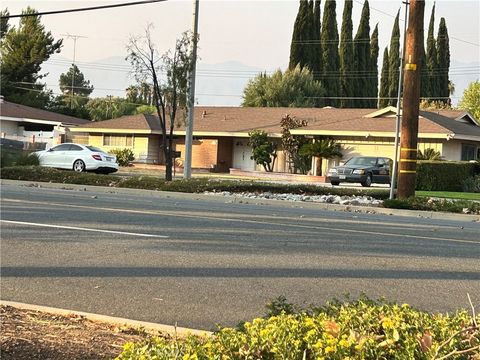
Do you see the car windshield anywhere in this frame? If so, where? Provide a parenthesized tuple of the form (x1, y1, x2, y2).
(86, 146, 105, 153)
(345, 157, 377, 166)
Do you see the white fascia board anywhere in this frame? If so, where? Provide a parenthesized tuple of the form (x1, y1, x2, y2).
(0, 116, 62, 126)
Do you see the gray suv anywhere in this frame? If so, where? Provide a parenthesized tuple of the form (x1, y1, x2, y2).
(327, 156, 392, 187)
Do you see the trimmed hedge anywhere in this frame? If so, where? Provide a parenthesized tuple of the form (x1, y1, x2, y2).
(0, 166, 390, 199)
(416, 161, 480, 191)
(116, 298, 480, 360)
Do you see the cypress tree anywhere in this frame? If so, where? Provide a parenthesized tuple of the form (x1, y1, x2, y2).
(378, 47, 390, 108)
(353, 0, 370, 108)
(437, 17, 450, 105)
(387, 10, 400, 107)
(426, 4, 439, 101)
(320, 0, 340, 107)
(339, 0, 354, 108)
(289, 1, 309, 70)
(312, 0, 322, 80)
(369, 24, 379, 108)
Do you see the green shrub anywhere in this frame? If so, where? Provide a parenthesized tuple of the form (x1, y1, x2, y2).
(416, 161, 480, 191)
(0, 149, 39, 168)
(110, 148, 135, 166)
(463, 175, 480, 193)
(384, 196, 480, 214)
(116, 298, 480, 360)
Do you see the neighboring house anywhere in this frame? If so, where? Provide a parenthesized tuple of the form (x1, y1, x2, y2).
(0, 99, 90, 149)
(70, 106, 480, 173)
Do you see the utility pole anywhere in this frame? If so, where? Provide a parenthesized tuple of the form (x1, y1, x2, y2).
(389, 1, 409, 200)
(397, 0, 424, 199)
(184, 0, 199, 179)
(61, 33, 87, 108)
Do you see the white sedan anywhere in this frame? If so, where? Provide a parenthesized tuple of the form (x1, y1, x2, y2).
(35, 143, 118, 173)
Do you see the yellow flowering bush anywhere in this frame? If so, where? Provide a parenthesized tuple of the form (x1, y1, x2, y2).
(116, 298, 480, 360)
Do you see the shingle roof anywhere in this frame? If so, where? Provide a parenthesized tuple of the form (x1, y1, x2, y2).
(78, 114, 162, 131)
(0, 101, 90, 125)
(74, 106, 480, 138)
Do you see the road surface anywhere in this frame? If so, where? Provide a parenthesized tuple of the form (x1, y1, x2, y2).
(1, 181, 479, 330)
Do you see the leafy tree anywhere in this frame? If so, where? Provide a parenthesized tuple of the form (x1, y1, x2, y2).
(378, 47, 389, 108)
(320, 0, 340, 107)
(425, 4, 439, 101)
(353, 0, 371, 108)
(134, 104, 156, 115)
(458, 81, 480, 120)
(59, 64, 93, 97)
(248, 130, 277, 172)
(436, 17, 450, 105)
(418, 148, 442, 161)
(127, 26, 195, 181)
(387, 10, 400, 107)
(86, 96, 137, 121)
(0, 7, 62, 108)
(1, 9, 9, 38)
(126, 82, 153, 105)
(49, 95, 90, 119)
(280, 114, 309, 174)
(299, 138, 342, 176)
(339, 0, 354, 108)
(242, 66, 325, 107)
(368, 24, 379, 108)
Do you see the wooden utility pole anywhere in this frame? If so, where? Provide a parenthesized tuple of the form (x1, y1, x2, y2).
(397, 0, 424, 199)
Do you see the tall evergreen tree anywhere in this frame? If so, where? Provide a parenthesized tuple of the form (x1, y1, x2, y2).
(437, 17, 450, 105)
(368, 24, 379, 108)
(0, 7, 62, 108)
(426, 4, 439, 101)
(339, 0, 354, 108)
(378, 47, 389, 108)
(321, 0, 340, 107)
(304, 1, 318, 76)
(353, 0, 370, 108)
(289, 1, 310, 70)
(312, 0, 322, 80)
(387, 10, 400, 107)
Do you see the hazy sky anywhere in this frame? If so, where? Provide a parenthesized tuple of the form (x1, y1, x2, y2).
(3, 0, 480, 103)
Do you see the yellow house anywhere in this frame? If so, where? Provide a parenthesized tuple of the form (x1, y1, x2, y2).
(70, 106, 480, 173)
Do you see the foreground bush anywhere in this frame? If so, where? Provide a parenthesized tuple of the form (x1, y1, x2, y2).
(116, 298, 480, 359)
(463, 175, 480, 193)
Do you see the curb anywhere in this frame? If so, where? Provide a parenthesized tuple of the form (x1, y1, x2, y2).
(0, 300, 212, 337)
(2, 179, 479, 223)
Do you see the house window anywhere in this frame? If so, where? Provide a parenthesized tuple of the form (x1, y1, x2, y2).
(103, 134, 133, 147)
(461, 144, 477, 161)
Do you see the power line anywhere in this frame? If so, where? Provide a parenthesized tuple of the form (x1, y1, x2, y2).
(1, 0, 167, 19)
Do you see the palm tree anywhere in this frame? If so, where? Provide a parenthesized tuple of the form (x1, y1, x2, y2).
(299, 138, 343, 176)
(418, 148, 442, 160)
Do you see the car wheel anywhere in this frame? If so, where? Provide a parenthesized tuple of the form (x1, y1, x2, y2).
(73, 159, 86, 172)
(331, 181, 340, 186)
(361, 174, 372, 187)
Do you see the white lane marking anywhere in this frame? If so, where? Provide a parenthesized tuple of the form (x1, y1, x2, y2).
(0, 220, 168, 238)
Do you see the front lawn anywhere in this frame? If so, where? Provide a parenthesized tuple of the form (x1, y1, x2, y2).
(416, 191, 480, 201)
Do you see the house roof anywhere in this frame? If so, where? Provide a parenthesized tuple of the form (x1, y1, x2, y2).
(0, 101, 90, 126)
(71, 106, 480, 140)
(74, 114, 162, 132)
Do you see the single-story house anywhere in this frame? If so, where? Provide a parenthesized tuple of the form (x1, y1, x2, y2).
(70, 106, 480, 174)
(0, 99, 90, 149)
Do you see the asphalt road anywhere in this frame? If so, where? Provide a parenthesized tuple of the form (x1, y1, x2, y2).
(1, 181, 479, 330)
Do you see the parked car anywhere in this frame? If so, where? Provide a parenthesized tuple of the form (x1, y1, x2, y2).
(35, 143, 118, 173)
(327, 156, 392, 187)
